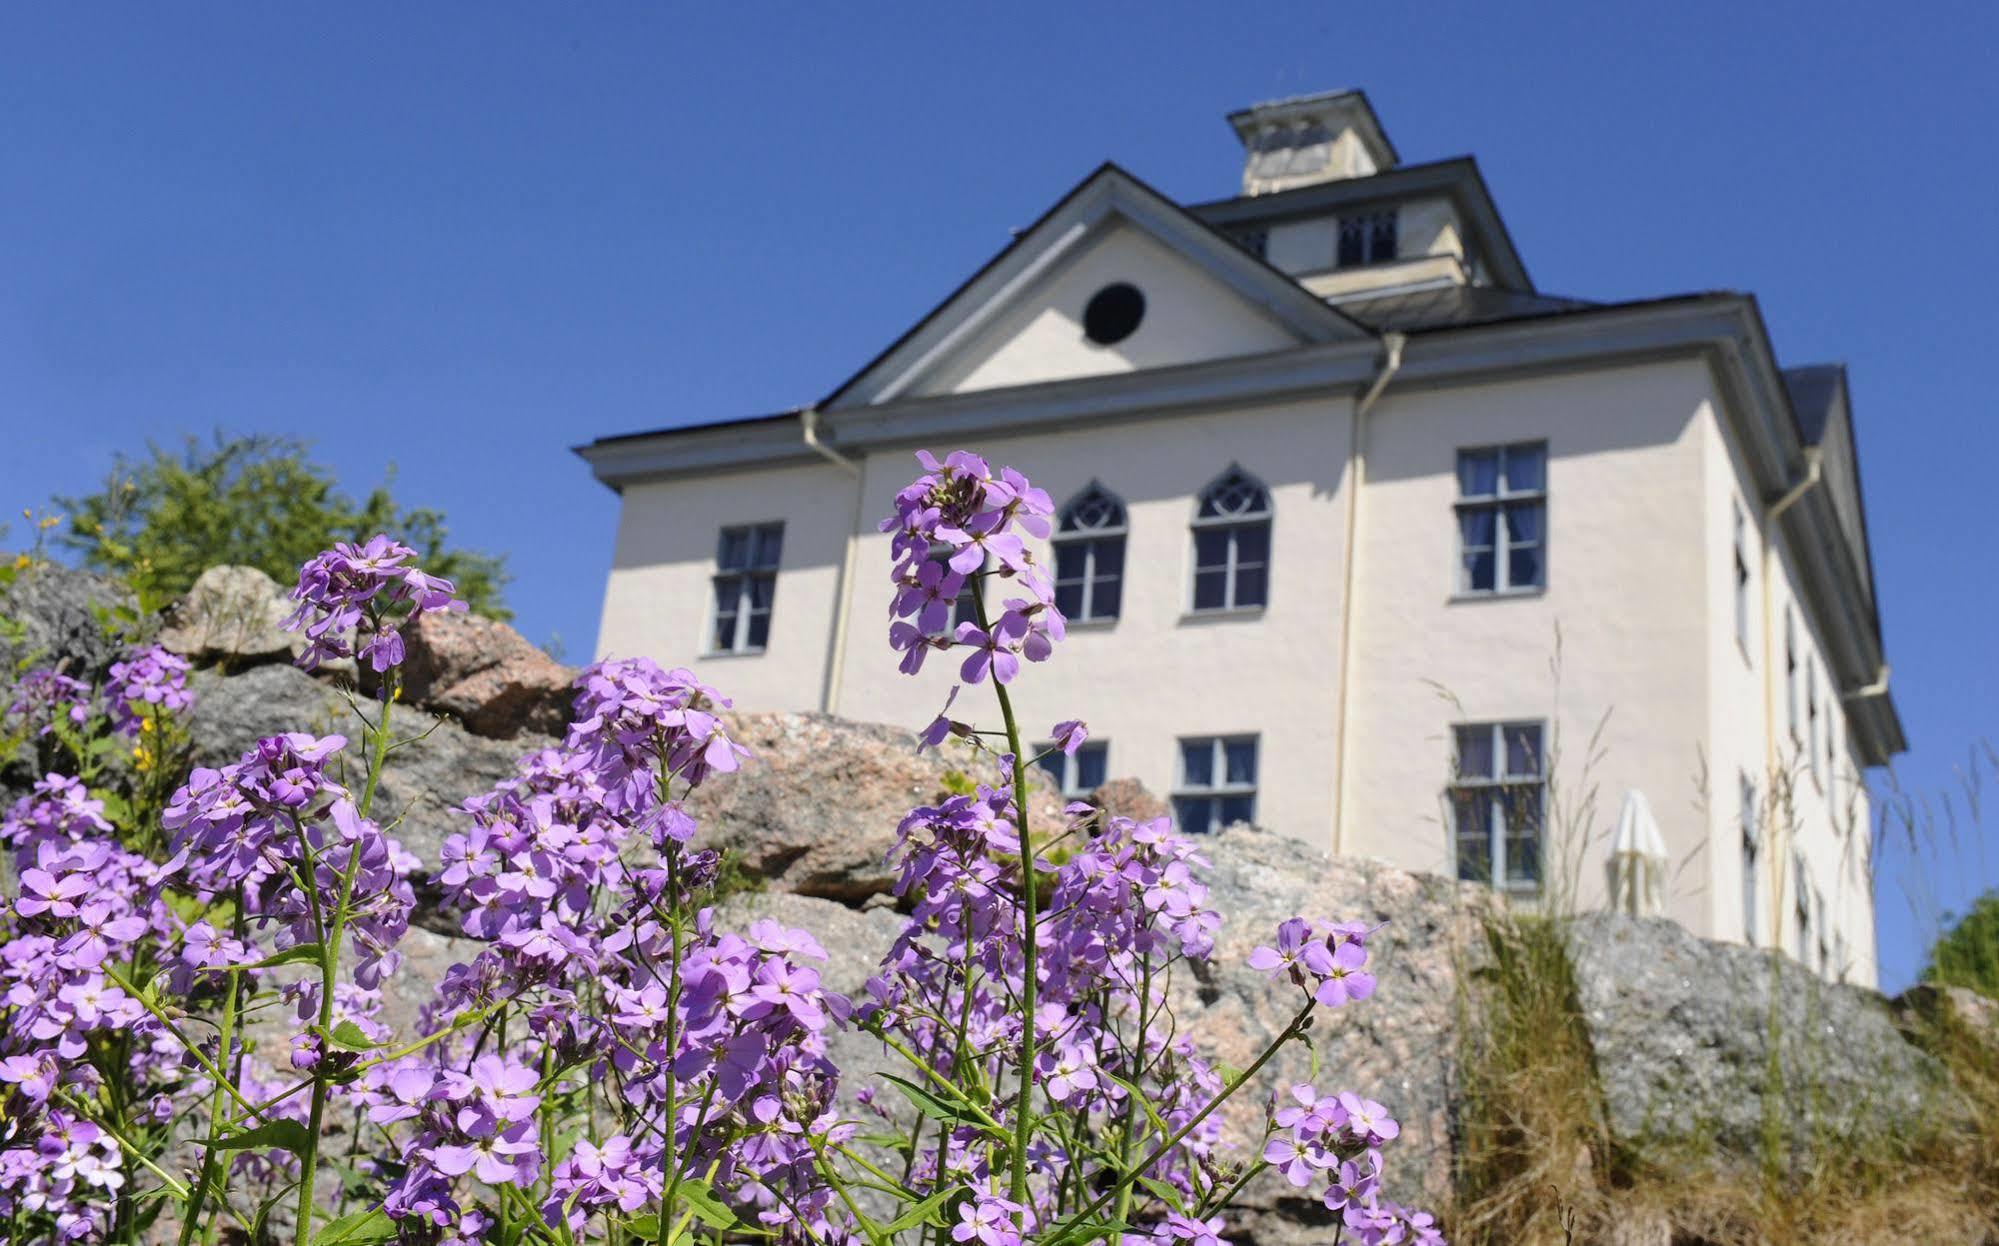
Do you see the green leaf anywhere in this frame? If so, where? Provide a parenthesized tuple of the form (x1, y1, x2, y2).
(315, 1207, 396, 1246)
(622, 1214, 659, 1238)
(1136, 1176, 1187, 1213)
(882, 1187, 958, 1235)
(324, 1019, 377, 1053)
(207, 1118, 312, 1156)
(673, 1175, 738, 1229)
(239, 942, 325, 971)
(880, 1074, 998, 1135)
(1041, 1221, 1131, 1246)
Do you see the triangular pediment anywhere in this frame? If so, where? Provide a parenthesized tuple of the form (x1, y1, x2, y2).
(823, 164, 1368, 409)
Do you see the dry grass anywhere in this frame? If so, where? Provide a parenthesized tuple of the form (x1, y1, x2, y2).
(1448, 914, 1999, 1246)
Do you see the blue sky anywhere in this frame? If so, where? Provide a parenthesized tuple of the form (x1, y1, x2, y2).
(1, 4, 1993, 990)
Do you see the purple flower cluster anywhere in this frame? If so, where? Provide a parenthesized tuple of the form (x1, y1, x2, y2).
(283, 533, 464, 672)
(103, 644, 192, 736)
(4, 670, 90, 738)
(161, 732, 414, 994)
(882, 450, 1062, 684)
(1249, 917, 1381, 1008)
(1260, 1084, 1441, 1244)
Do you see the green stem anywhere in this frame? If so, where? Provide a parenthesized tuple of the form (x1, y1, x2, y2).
(1052, 999, 1316, 1238)
(178, 927, 242, 1246)
(970, 583, 1040, 1215)
(99, 964, 273, 1126)
(293, 677, 394, 1246)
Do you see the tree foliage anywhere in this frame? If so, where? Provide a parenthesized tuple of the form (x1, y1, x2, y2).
(1927, 889, 1999, 1000)
(56, 433, 510, 618)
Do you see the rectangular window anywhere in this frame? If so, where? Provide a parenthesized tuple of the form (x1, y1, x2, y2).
(1807, 662, 1821, 785)
(1456, 443, 1547, 594)
(1732, 503, 1751, 656)
(1173, 735, 1258, 834)
(1336, 210, 1398, 267)
(1450, 722, 1545, 890)
(1793, 855, 1810, 960)
(1035, 740, 1109, 799)
(711, 522, 783, 653)
(1190, 469, 1272, 613)
(1740, 772, 1759, 946)
(1785, 610, 1799, 739)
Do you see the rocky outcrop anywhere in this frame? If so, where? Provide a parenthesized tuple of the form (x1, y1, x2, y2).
(0, 563, 131, 682)
(392, 609, 575, 740)
(688, 713, 1066, 904)
(157, 565, 298, 665)
(1567, 912, 1959, 1165)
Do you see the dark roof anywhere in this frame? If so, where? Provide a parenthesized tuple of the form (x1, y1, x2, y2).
(1782, 363, 1844, 445)
(580, 407, 799, 450)
(1336, 285, 1596, 333)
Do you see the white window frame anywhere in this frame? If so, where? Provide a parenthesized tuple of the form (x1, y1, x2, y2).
(1172, 735, 1259, 834)
(1455, 442, 1547, 596)
(1052, 481, 1128, 624)
(1035, 739, 1110, 799)
(709, 522, 784, 654)
(1449, 720, 1546, 893)
(1188, 466, 1272, 615)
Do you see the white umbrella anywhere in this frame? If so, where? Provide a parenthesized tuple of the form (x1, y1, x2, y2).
(1607, 788, 1668, 917)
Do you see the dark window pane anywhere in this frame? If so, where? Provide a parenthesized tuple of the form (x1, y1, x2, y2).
(1465, 550, 1496, 593)
(1181, 740, 1214, 788)
(1233, 565, 1267, 608)
(1193, 528, 1232, 571)
(1054, 581, 1085, 618)
(1506, 831, 1541, 884)
(1091, 577, 1122, 620)
(1092, 537, 1125, 577)
(1504, 725, 1542, 777)
(1220, 795, 1256, 827)
(1035, 752, 1064, 789)
(751, 525, 784, 568)
(1076, 744, 1108, 791)
(1508, 546, 1542, 590)
(1457, 451, 1499, 497)
(1504, 445, 1546, 493)
(712, 609, 738, 652)
(1455, 819, 1492, 883)
(718, 529, 750, 570)
(1337, 218, 1366, 268)
(1500, 784, 1543, 835)
(1368, 213, 1398, 261)
(1454, 726, 1494, 780)
(1175, 796, 1214, 835)
(1054, 543, 1089, 581)
(1193, 570, 1228, 611)
(745, 575, 774, 609)
(1224, 738, 1258, 785)
(1459, 507, 1496, 547)
(745, 610, 771, 650)
(1504, 502, 1542, 544)
(1233, 522, 1270, 566)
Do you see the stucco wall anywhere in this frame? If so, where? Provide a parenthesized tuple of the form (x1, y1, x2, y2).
(832, 396, 1355, 842)
(1341, 360, 1714, 929)
(596, 458, 855, 713)
(912, 222, 1299, 398)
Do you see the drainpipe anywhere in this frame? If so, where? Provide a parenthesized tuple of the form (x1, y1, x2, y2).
(1756, 444, 1822, 950)
(1840, 665, 1890, 702)
(801, 407, 864, 716)
(1330, 332, 1406, 856)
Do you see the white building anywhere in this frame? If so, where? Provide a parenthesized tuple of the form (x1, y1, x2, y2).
(579, 90, 1903, 986)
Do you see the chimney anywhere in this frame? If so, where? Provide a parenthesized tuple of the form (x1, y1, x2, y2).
(1228, 89, 1399, 196)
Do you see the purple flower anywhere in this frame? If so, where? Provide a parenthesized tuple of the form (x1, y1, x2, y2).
(1050, 719, 1088, 756)
(283, 534, 465, 672)
(103, 645, 193, 735)
(952, 1194, 1027, 1246)
(954, 622, 1019, 686)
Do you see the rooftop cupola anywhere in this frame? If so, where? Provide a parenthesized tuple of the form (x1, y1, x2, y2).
(1228, 89, 1399, 196)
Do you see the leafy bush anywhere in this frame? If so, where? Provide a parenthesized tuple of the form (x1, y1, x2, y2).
(1926, 890, 1999, 1001)
(56, 432, 510, 618)
(0, 452, 1439, 1246)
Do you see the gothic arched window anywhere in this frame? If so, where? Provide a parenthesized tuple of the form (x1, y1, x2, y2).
(1052, 481, 1127, 623)
(1190, 466, 1271, 612)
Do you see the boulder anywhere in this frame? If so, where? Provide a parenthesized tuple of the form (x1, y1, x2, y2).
(1566, 911, 1959, 1167)
(157, 565, 296, 665)
(186, 664, 530, 867)
(392, 610, 575, 740)
(689, 714, 1067, 904)
(0, 563, 131, 682)
(1091, 775, 1170, 824)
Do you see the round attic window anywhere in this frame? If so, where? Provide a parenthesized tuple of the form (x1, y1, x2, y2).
(1082, 282, 1145, 346)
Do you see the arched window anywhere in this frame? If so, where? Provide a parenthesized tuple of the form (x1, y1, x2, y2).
(1190, 466, 1271, 612)
(1052, 481, 1127, 622)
